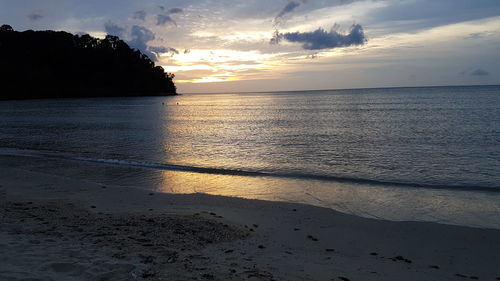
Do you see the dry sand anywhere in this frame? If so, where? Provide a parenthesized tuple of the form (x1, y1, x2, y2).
(1, 155, 500, 281)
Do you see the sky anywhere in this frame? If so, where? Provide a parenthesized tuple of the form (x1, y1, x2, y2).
(1, 0, 500, 93)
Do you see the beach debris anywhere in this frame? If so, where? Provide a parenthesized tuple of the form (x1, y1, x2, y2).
(390, 255, 411, 263)
(307, 235, 319, 241)
(201, 273, 215, 279)
(244, 269, 274, 279)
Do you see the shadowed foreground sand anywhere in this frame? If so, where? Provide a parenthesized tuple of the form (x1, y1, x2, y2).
(1, 156, 500, 281)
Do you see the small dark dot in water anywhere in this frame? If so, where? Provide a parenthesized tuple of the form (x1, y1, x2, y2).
(224, 249, 234, 253)
(148, 193, 154, 196)
(370, 252, 378, 256)
(292, 209, 297, 212)
(325, 248, 335, 252)
(430, 265, 440, 269)
(252, 224, 259, 228)
(149, 209, 153, 211)
(455, 273, 468, 278)
(249, 228, 254, 232)
(469, 276, 479, 280)
(90, 205, 96, 209)
(258, 245, 265, 249)
(294, 228, 300, 231)
(101, 186, 106, 189)
(338, 276, 350, 281)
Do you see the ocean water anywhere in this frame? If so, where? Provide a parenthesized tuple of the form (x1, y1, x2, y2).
(1, 85, 499, 228)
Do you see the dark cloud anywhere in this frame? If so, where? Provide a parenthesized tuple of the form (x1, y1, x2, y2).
(149, 46, 179, 55)
(133, 10, 147, 21)
(27, 13, 43, 21)
(168, 8, 183, 14)
(156, 7, 182, 26)
(277, 1, 301, 18)
(157, 14, 176, 26)
(274, 1, 301, 26)
(271, 24, 367, 50)
(470, 69, 489, 76)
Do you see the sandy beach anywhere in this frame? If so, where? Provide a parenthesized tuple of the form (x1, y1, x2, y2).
(1, 155, 500, 281)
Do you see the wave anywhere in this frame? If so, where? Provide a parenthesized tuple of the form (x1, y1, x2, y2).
(1, 147, 499, 193)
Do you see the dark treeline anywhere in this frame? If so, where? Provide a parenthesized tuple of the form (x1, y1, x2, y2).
(0, 25, 176, 100)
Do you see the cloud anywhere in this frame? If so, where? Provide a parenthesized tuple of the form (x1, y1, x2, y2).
(168, 8, 183, 14)
(156, 7, 183, 26)
(271, 24, 367, 50)
(470, 69, 489, 76)
(129, 25, 156, 57)
(105, 22, 162, 61)
(133, 10, 146, 21)
(277, 1, 301, 18)
(274, 1, 301, 26)
(104, 21, 126, 38)
(157, 14, 176, 26)
(27, 13, 43, 21)
(149, 46, 179, 55)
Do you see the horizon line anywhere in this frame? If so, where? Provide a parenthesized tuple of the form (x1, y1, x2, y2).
(179, 84, 500, 95)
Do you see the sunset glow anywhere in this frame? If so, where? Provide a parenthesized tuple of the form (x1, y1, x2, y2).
(2, 0, 499, 92)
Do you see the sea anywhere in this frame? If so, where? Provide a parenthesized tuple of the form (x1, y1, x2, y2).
(1, 85, 499, 228)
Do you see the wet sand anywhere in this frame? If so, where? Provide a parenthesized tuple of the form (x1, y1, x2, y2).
(1, 155, 500, 281)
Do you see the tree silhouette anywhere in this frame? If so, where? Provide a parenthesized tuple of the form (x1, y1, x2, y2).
(0, 25, 176, 100)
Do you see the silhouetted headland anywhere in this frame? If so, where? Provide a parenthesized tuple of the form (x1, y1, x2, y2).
(0, 25, 176, 100)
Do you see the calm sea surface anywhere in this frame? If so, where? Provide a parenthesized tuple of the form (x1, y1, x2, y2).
(1, 85, 499, 228)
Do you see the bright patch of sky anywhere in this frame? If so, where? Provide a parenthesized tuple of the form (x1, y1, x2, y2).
(1, 0, 499, 92)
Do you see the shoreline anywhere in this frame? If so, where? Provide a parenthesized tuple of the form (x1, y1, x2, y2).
(1, 156, 500, 280)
